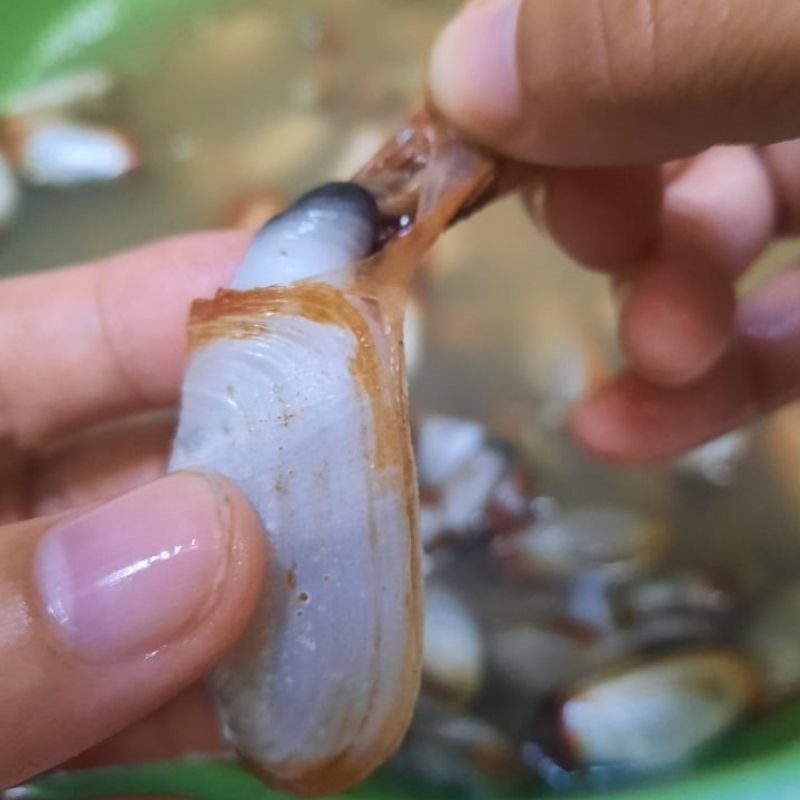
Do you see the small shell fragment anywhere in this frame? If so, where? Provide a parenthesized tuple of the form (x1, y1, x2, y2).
(497, 507, 669, 581)
(556, 649, 759, 771)
(423, 585, 484, 704)
(672, 429, 751, 486)
(3, 116, 140, 187)
(0, 151, 19, 230)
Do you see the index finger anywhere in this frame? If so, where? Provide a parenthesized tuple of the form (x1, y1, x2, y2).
(0, 232, 249, 450)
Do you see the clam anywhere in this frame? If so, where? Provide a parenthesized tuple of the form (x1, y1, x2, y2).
(672, 429, 751, 486)
(612, 569, 736, 648)
(422, 585, 484, 704)
(169, 107, 503, 795)
(551, 649, 759, 772)
(1, 116, 140, 186)
(415, 414, 486, 489)
(497, 506, 669, 582)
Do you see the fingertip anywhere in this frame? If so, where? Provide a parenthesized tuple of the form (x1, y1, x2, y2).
(429, 0, 522, 147)
(619, 253, 736, 385)
(663, 146, 776, 276)
(533, 166, 661, 272)
(570, 348, 755, 465)
(568, 379, 644, 465)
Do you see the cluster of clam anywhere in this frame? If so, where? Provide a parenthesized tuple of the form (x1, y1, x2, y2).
(392, 412, 800, 793)
(0, 70, 139, 232)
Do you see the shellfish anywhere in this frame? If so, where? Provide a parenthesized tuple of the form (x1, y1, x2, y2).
(168, 109, 503, 795)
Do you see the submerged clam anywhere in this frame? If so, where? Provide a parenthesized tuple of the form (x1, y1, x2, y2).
(548, 649, 760, 774)
(169, 109, 502, 795)
(422, 585, 484, 704)
(672, 429, 751, 486)
(1, 115, 140, 187)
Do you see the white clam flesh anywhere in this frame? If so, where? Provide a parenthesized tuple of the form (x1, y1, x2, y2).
(5, 116, 139, 186)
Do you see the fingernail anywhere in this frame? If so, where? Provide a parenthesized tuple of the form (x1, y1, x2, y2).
(429, 0, 521, 135)
(35, 472, 231, 659)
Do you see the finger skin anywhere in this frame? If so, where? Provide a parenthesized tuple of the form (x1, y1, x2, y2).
(0, 477, 265, 788)
(618, 245, 736, 385)
(66, 684, 224, 768)
(534, 166, 662, 271)
(0, 232, 249, 450)
(30, 413, 175, 516)
(661, 146, 776, 276)
(571, 264, 800, 462)
(431, 0, 800, 165)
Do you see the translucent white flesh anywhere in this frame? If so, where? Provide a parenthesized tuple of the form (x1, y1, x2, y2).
(19, 120, 137, 186)
(168, 187, 421, 794)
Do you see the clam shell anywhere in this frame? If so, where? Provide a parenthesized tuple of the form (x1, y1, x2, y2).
(422, 585, 484, 703)
(557, 649, 760, 770)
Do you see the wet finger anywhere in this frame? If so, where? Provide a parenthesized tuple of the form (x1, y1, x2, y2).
(571, 263, 800, 462)
(617, 246, 736, 385)
(29, 413, 175, 517)
(662, 146, 776, 277)
(0, 231, 249, 450)
(66, 684, 223, 768)
(528, 166, 662, 272)
(0, 472, 265, 788)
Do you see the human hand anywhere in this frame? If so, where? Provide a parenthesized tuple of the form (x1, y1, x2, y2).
(0, 233, 266, 789)
(430, 0, 800, 463)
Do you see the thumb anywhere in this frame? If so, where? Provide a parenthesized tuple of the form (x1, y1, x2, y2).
(0, 471, 266, 789)
(430, 0, 800, 165)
